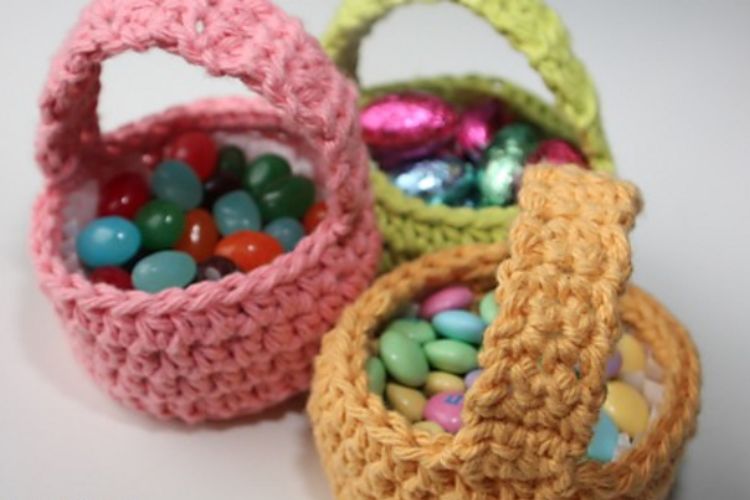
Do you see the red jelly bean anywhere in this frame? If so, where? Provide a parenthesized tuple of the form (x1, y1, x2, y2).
(175, 209, 220, 263)
(303, 201, 328, 234)
(97, 172, 150, 219)
(89, 266, 133, 290)
(164, 131, 218, 181)
(215, 231, 283, 272)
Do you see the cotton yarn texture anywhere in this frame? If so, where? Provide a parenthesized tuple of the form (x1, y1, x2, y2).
(30, 0, 380, 423)
(308, 165, 701, 499)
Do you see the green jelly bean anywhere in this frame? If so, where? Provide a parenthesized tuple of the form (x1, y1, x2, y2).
(386, 318, 436, 344)
(379, 329, 429, 387)
(135, 200, 185, 251)
(479, 292, 500, 324)
(244, 154, 292, 195)
(217, 145, 247, 178)
(423, 340, 479, 375)
(258, 175, 316, 222)
(366, 357, 386, 395)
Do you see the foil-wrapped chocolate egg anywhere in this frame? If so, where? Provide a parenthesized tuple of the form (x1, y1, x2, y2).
(491, 122, 541, 160)
(361, 92, 459, 169)
(527, 139, 589, 168)
(391, 158, 475, 207)
(457, 99, 513, 160)
(478, 147, 525, 207)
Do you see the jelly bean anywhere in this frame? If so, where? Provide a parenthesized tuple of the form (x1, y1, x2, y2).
(213, 191, 261, 236)
(385, 383, 426, 422)
(413, 421, 445, 435)
(391, 158, 474, 206)
(424, 372, 465, 397)
(243, 154, 292, 195)
(379, 329, 429, 387)
(303, 201, 328, 234)
(264, 217, 305, 252)
(464, 369, 483, 389)
(203, 171, 242, 208)
(214, 230, 283, 272)
(423, 340, 478, 375)
(196, 256, 238, 282)
(492, 122, 541, 158)
(366, 357, 387, 396)
(89, 266, 133, 290)
(97, 172, 149, 219)
(527, 139, 587, 168)
(423, 392, 464, 433)
(175, 209, 219, 262)
(479, 292, 499, 324)
(586, 411, 619, 462)
(76, 216, 141, 268)
(151, 160, 203, 210)
(456, 99, 513, 160)
(134, 200, 185, 251)
(606, 350, 623, 379)
(386, 319, 436, 344)
(478, 148, 524, 207)
(432, 310, 486, 345)
(217, 145, 247, 178)
(603, 381, 650, 437)
(131, 250, 197, 293)
(258, 175, 316, 222)
(419, 285, 474, 319)
(163, 131, 218, 180)
(617, 334, 646, 374)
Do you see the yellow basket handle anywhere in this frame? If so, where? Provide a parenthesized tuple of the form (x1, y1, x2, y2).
(448, 164, 640, 494)
(323, 0, 614, 172)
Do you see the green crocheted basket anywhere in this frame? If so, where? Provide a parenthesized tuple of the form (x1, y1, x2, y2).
(323, 0, 614, 270)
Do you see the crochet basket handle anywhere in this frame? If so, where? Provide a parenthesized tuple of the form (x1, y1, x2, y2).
(323, 0, 613, 172)
(36, 0, 366, 215)
(455, 164, 641, 494)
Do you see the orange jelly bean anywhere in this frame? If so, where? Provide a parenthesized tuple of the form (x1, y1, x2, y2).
(303, 201, 328, 233)
(214, 231, 283, 272)
(175, 209, 219, 263)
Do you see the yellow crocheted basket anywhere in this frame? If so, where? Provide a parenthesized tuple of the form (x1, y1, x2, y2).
(323, 0, 614, 270)
(308, 165, 701, 499)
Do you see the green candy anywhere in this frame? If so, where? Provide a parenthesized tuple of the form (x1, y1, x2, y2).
(423, 339, 479, 375)
(217, 145, 247, 178)
(379, 330, 429, 387)
(258, 175, 316, 222)
(365, 357, 386, 395)
(478, 148, 524, 207)
(244, 154, 292, 195)
(386, 319, 436, 344)
(135, 200, 185, 251)
(479, 292, 500, 324)
(492, 122, 541, 158)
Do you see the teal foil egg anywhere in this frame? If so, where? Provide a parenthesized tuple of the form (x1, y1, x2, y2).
(491, 122, 541, 159)
(391, 158, 475, 207)
(478, 147, 525, 207)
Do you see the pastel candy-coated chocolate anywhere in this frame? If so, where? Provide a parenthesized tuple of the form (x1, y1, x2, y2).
(456, 99, 513, 160)
(419, 285, 474, 319)
(424, 372, 465, 397)
(606, 350, 624, 379)
(196, 256, 238, 282)
(413, 421, 445, 435)
(214, 230, 283, 272)
(617, 334, 647, 374)
(243, 154, 292, 195)
(258, 175, 316, 222)
(131, 250, 197, 293)
(527, 139, 588, 168)
(217, 145, 247, 178)
(423, 340, 479, 375)
(603, 381, 650, 438)
(366, 357, 387, 395)
(175, 209, 220, 263)
(76, 216, 141, 268)
(97, 172, 150, 219)
(479, 292, 500, 323)
(432, 310, 486, 345)
(587, 411, 619, 462)
(379, 329, 430, 387)
(213, 191, 261, 236)
(387, 319, 436, 344)
(134, 200, 185, 251)
(151, 160, 203, 210)
(386, 383, 426, 422)
(423, 392, 464, 433)
(163, 131, 218, 181)
(89, 266, 133, 290)
(464, 369, 483, 389)
(264, 217, 305, 252)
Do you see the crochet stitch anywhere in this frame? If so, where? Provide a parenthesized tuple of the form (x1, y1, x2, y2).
(31, 0, 380, 423)
(308, 165, 701, 499)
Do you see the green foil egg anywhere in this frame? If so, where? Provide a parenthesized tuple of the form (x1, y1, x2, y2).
(478, 147, 525, 207)
(491, 122, 541, 159)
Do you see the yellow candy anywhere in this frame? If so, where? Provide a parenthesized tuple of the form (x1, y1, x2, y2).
(413, 421, 446, 435)
(386, 383, 427, 422)
(424, 371, 465, 396)
(617, 333, 646, 374)
(603, 381, 650, 437)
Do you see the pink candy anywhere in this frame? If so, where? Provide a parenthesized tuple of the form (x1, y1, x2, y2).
(527, 139, 588, 168)
(424, 391, 464, 433)
(456, 99, 513, 159)
(419, 285, 474, 319)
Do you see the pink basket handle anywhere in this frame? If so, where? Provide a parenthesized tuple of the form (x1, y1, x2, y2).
(36, 0, 367, 215)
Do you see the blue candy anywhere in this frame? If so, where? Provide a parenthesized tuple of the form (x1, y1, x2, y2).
(432, 310, 487, 345)
(587, 411, 620, 462)
(213, 190, 261, 236)
(76, 216, 141, 268)
(152, 160, 203, 210)
(264, 217, 305, 252)
(132, 251, 197, 293)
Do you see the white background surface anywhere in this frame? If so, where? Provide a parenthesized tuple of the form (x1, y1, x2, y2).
(1, 1, 748, 498)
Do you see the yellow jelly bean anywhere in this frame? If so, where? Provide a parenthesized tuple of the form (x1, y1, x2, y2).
(603, 381, 650, 437)
(413, 421, 446, 435)
(386, 383, 427, 422)
(617, 333, 646, 374)
(424, 372, 465, 396)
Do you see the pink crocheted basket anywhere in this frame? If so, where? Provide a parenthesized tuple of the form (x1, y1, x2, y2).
(30, 0, 380, 423)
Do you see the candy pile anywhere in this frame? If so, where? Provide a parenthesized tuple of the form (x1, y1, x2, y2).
(75, 132, 327, 293)
(361, 92, 588, 208)
(366, 285, 665, 463)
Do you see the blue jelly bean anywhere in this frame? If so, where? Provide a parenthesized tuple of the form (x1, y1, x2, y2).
(213, 190, 261, 236)
(132, 251, 197, 293)
(587, 411, 620, 463)
(264, 217, 305, 252)
(432, 310, 487, 345)
(76, 216, 141, 268)
(152, 160, 203, 210)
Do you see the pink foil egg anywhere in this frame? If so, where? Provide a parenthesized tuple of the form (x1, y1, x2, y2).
(527, 139, 588, 168)
(457, 99, 514, 159)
